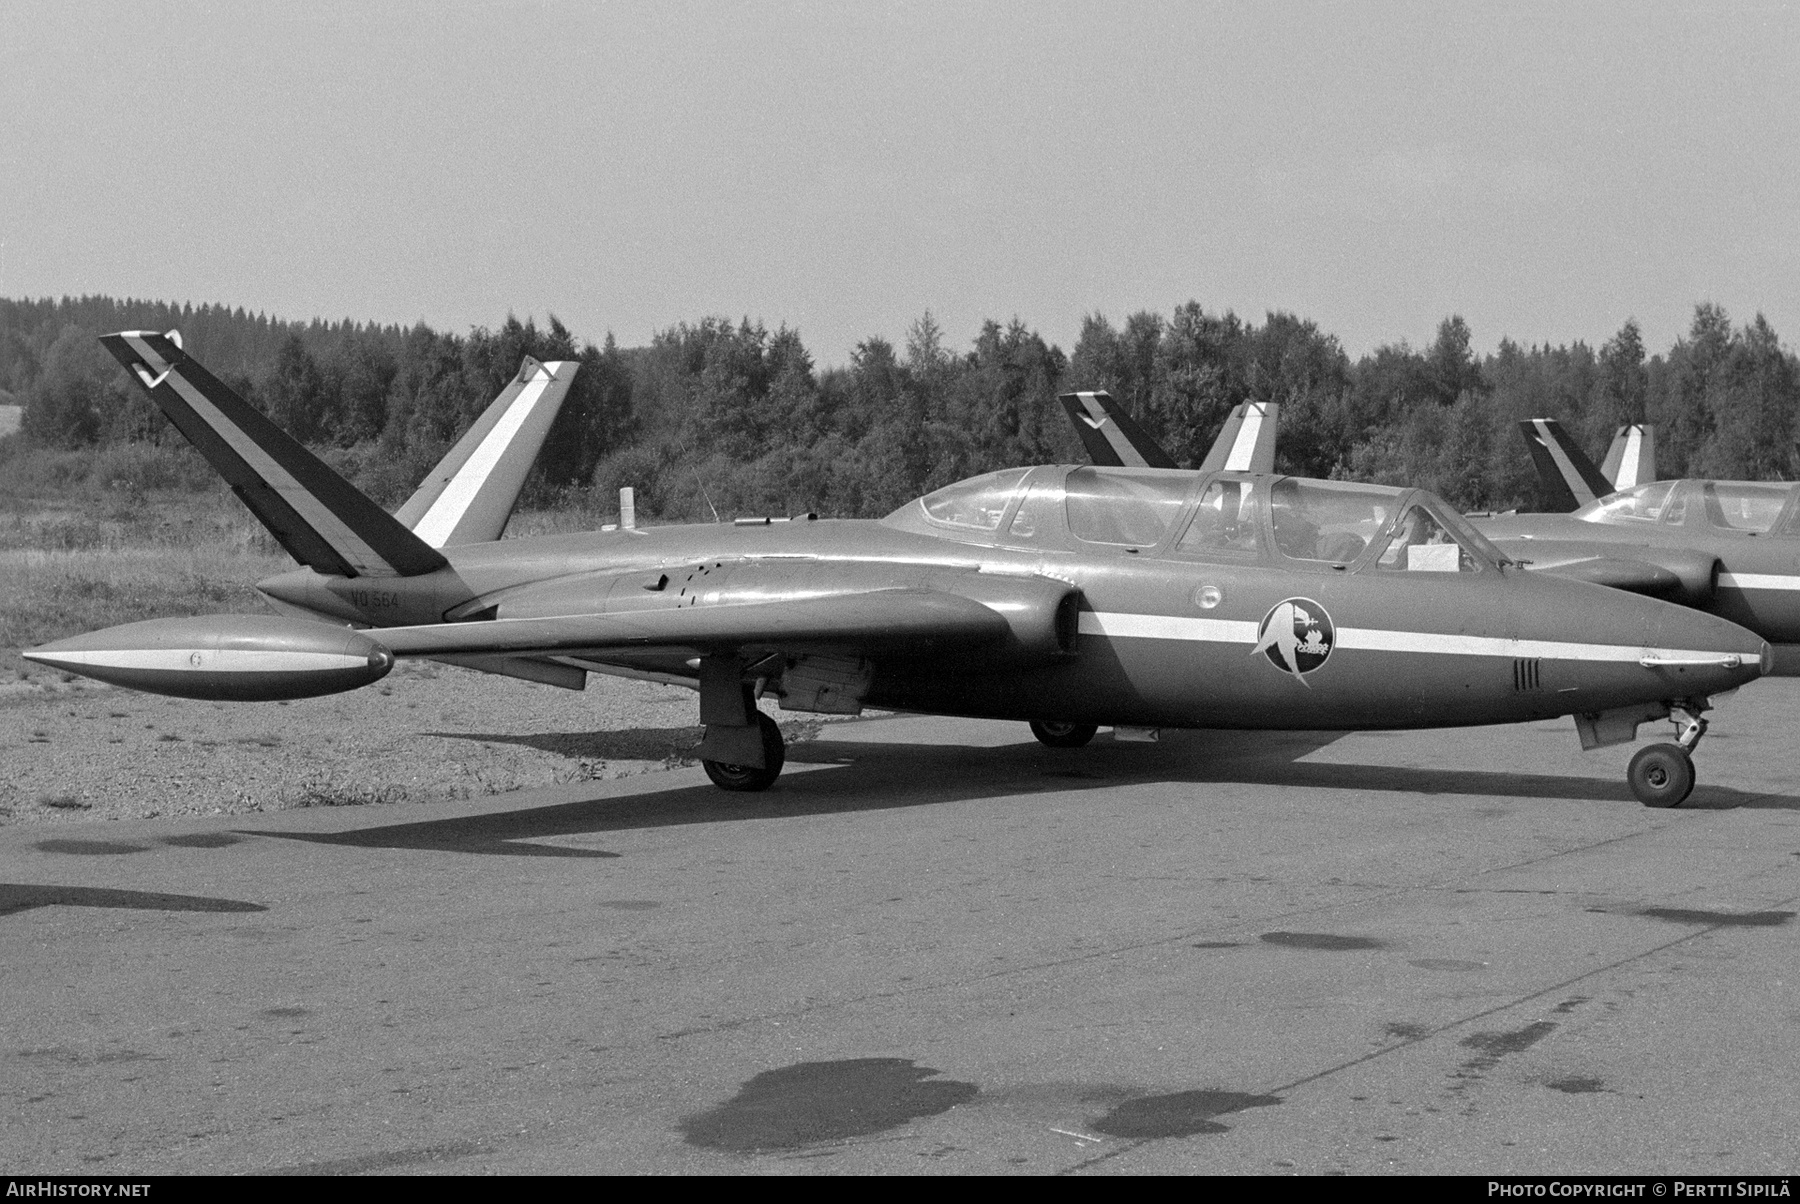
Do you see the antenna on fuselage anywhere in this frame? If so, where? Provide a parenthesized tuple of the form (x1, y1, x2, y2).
(674, 441, 722, 523)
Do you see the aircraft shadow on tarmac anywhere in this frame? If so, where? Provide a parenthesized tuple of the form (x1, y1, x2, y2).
(236, 726, 1800, 859)
(424, 726, 705, 763)
(0, 884, 268, 917)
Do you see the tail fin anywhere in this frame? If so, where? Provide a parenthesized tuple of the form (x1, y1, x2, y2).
(1517, 418, 1616, 512)
(394, 357, 579, 546)
(99, 330, 447, 578)
(1197, 401, 1279, 474)
(1057, 391, 1178, 469)
(1599, 423, 1656, 491)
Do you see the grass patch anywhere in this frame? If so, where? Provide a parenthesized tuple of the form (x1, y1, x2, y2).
(280, 775, 411, 809)
(0, 486, 290, 650)
(37, 795, 89, 810)
(0, 451, 614, 658)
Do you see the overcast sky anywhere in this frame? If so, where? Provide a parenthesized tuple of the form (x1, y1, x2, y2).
(3, 1, 1796, 365)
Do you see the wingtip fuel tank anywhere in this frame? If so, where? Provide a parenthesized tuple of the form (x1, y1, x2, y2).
(23, 615, 394, 702)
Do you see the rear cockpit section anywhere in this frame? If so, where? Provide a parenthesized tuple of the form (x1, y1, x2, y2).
(1266, 478, 1394, 566)
(886, 464, 1200, 552)
(1061, 468, 1193, 548)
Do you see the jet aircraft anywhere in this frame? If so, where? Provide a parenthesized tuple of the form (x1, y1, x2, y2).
(22, 334, 1775, 808)
(1059, 393, 1800, 686)
(1476, 476, 1800, 678)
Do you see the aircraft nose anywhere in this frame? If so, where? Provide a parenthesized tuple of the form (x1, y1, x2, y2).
(1640, 603, 1769, 692)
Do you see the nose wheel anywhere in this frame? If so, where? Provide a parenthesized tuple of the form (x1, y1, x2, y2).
(1627, 743, 1694, 808)
(1627, 704, 1707, 808)
(1030, 720, 1098, 749)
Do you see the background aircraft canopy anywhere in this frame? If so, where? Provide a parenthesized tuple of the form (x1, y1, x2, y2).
(1573, 480, 1800, 535)
(1697, 481, 1796, 533)
(1575, 481, 1679, 524)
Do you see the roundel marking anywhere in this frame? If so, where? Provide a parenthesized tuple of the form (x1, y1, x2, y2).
(1252, 597, 1334, 684)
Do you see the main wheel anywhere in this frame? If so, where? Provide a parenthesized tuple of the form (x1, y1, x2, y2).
(1628, 742, 1695, 808)
(703, 711, 787, 792)
(1030, 720, 1099, 749)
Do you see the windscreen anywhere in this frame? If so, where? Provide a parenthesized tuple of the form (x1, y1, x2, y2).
(1373, 502, 1483, 572)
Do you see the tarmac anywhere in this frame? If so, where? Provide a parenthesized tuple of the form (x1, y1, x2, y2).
(4, 682, 1799, 1176)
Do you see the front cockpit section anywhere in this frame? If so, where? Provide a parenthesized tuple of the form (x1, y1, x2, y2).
(884, 465, 1511, 573)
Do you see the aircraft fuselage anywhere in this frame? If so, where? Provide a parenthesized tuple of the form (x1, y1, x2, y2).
(256, 472, 1767, 732)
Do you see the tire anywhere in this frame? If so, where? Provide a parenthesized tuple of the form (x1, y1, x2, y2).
(1628, 742, 1695, 808)
(702, 711, 787, 792)
(1030, 720, 1099, 749)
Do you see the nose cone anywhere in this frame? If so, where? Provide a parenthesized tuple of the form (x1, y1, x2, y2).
(1639, 599, 1769, 696)
(1526, 574, 1768, 707)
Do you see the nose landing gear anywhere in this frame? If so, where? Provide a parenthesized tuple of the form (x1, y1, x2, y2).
(1627, 703, 1707, 808)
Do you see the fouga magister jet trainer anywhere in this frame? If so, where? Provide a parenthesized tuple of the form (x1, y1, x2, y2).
(23, 333, 1774, 808)
(1478, 417, 1800, 678)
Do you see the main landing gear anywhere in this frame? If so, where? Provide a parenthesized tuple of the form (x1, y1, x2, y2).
(702, 711, 787, 792)
(1030, 720, 1098, 749)
(1627, 704, 1708, 808)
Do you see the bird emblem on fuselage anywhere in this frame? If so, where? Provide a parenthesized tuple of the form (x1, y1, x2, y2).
(1253, 597, 1334, 684)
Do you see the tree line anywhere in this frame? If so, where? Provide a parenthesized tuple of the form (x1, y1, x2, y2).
(2, 294, 1795, 519)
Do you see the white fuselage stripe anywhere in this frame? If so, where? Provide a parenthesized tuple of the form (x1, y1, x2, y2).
(412, 371, 554, 547)
(1719, 572, 1800, 592)
(22, 649, 369, 674)
(1077, 610, 1734, 664)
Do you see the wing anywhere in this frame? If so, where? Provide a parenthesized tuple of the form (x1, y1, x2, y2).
(373, 589, 1015, 660)
(26, 575, 1080, 703)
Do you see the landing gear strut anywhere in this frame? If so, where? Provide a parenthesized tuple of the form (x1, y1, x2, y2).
(1627, 703, 1707, 808)
(702, 711, 786, 792)
(1030, 720, 1098, 749)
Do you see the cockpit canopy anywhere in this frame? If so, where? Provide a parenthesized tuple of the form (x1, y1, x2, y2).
(891, 466, 1510, 572)
(1576, 479, 1800, 535)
